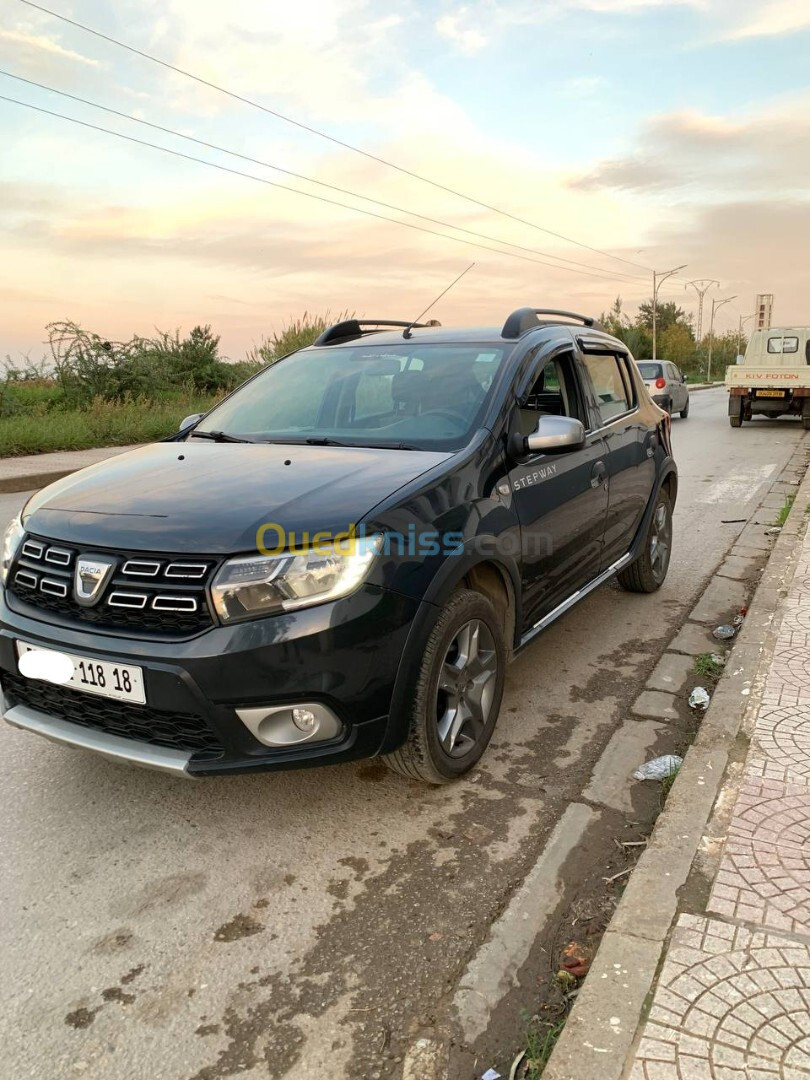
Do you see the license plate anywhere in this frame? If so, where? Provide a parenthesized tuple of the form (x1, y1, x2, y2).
(16, 642, 146, 705)
(756, 390, 786, 398)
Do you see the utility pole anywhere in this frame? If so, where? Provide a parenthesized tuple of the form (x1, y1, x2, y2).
(652, 264, 687, 360)
(685, 279, 719, 342)
(707, 295, 737, 383)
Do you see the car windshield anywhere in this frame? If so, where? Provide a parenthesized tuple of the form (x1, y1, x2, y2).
(637, 362, 663, 379)
(193, 343, 507, 451)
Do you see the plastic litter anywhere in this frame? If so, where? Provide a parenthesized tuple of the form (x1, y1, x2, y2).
(481, 1070, 501, 1080)
(633, 755, 683, 781)
(689, 686, 711, 710)
(766, 526, 782, 535)
(711, 653, 727, 667)
(713, 625, 736, 640)
(733, 614, 745, 627)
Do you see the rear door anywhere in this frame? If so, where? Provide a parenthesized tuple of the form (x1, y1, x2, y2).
(577, 345, 656, 568)
(667, 363, 686, 410)
(508, 344, 609, 628)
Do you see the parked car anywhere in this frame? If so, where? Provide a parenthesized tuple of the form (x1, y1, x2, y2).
(0, 309, 677, 783)
(637, 360, 690, 418)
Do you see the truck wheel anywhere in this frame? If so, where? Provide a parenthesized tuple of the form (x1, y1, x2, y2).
(803, 415, 810, 431)
(617, 490, 673, 594)
(730, 415, 743, 428)
(384, 589, 506, 784)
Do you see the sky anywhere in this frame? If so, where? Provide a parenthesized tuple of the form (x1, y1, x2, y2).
(1, 0, 809, 362)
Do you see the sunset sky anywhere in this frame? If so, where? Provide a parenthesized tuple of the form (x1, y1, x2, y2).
(1, 0, 809, 362)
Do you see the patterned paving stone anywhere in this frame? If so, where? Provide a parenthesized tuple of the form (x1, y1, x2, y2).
(709, 834, 810, 935)
(629, 915, 810, 1079)
(751, 705, 810, 788)
(720, 778, 810, 850)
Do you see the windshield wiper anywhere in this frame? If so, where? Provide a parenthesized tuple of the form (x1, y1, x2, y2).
(305, 436, 349, 446)
(189, 430, 254, 444)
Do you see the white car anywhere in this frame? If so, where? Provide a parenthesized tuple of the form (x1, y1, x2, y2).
(637, 360, 690, 418)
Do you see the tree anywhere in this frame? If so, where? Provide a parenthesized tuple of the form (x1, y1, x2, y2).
(635, 300, 689, 333)
(600, 297, 652, 358)
(658, 322, 697, 369)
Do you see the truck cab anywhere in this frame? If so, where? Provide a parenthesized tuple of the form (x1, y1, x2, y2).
(726, 327, 810, 429)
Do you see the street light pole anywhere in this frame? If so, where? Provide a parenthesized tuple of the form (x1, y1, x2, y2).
(652, 264, 687, 360)
(707, 295, 737, 383)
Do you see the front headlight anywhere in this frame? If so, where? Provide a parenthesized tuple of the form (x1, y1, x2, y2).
(1, 514, 25, 586)
(211, 534, 383, 624)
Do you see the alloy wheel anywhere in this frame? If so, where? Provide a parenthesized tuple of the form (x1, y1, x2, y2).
(649, 501, 672, 584)
(436, 619, 498, 758)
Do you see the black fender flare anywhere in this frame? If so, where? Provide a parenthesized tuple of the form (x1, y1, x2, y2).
(378, 544, 522, 754)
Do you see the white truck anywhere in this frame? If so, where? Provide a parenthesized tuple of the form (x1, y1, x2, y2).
(726, 327, 810, 429)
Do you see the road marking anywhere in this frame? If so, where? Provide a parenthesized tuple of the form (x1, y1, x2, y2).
(697, 464, 778, 505)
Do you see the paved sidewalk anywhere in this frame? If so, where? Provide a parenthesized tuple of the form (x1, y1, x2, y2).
(629, 515, 810, 1077)
(0, 445, 142, 493)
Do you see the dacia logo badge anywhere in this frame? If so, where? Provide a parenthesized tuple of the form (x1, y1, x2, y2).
(74, 556, 116, 607)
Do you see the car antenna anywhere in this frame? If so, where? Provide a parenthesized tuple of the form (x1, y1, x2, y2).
(402, 262, 476, 338)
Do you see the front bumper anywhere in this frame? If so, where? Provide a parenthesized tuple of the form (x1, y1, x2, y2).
(0, 583, 421, 776)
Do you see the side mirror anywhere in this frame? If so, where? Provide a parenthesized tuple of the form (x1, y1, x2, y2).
(179, 413, 203, 431)
(525, 415, 586, 455)
(683, 375, 688, 383)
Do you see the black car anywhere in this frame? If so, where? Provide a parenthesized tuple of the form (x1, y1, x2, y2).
(0, 309, 677, 783)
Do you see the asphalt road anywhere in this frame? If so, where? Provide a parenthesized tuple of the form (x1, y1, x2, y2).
(0, 389, 804, 1080)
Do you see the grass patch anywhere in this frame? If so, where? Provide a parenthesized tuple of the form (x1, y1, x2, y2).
(776, 493, 796, 527)
(0, 393, 216, 456)
(524, 1018, 567, 1078)
(694, 653, 725, 682)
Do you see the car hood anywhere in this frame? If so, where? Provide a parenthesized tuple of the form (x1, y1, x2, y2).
(22, 442, 451, 554)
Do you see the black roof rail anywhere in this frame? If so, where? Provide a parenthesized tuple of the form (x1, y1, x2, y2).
(501, 308, 603, 339)
(313, 319, 438, 346)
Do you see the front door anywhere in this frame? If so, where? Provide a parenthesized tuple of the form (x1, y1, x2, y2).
(509, 348, 609, 630)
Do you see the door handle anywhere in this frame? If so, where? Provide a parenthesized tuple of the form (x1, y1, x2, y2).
(591, 461, 607, 489)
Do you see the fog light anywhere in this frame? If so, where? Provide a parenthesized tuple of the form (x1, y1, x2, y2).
(292, 707, 317, 733)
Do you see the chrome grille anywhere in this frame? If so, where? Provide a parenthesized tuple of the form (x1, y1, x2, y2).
(9, 535, 217, 636)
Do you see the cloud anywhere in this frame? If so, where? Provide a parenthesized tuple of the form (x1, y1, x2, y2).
(573, 97, 810, 199)
(0, 28, 101, 80)
(435, 10, 489, 54)
(723, 0, 810, 40)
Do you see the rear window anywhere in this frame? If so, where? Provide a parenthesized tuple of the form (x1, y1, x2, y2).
(767, 337, 799, 354)
(637, 362, 663, 379)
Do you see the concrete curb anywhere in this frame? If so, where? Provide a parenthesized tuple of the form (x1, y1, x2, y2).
(0, 469, 76, 495)
(543, 439, 810, 1080)
(0, 445, 144, 494)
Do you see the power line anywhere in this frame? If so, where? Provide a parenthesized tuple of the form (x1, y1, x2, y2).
(0, 92, 672, 289)
(0, 70, 652, 287)
(18, 0, 654, 274)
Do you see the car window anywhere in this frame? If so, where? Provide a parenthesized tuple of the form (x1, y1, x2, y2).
(637, 362, 663, 380)
(767, 336, 799, 353)
(518, 351, 581, 437)
(582, 354, 633, 422)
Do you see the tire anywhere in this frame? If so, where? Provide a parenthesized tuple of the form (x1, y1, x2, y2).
(680, 397, 690, 419)
(803, 415, 810, 431)
(729, 415, 743, 428)
(384, 589, 506, 784)
(617, 490, 673, 594)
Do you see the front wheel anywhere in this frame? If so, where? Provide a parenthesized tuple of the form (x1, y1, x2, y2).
(384, 589, 506, 784)
(617, 490, 673, 594)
